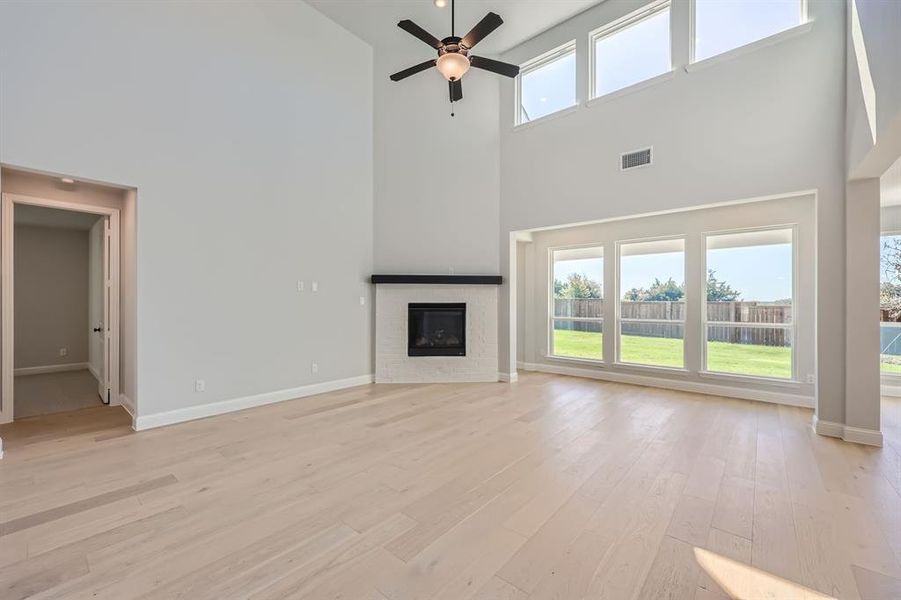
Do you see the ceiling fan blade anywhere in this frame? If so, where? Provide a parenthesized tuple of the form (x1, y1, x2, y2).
(397, 20, 443, 49)
(389, 59, 437, 82)
(461, 12, 503, 49)
(449, 79, 463, 102)
(469, 55, 520, 78)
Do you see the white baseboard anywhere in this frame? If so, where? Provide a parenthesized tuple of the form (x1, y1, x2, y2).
(812, 415, 883, 447)
(14, 362, 90, 376)
(498, 372, 519, 383)
(133, 374, 374, 431)
(517, 361, 814, 409)
(119, 394, 135, 419)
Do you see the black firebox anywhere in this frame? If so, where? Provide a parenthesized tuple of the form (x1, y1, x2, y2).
(408, 303, 466, 357)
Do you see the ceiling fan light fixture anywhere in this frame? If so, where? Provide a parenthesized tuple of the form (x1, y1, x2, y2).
(433, 0, 447, 7)
(436, 52, 470, 81)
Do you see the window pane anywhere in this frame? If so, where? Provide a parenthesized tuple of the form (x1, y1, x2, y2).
(620, 238, 685, 367)
(881, 234, 901, 373)
(552, 247, 603, 360)
(707, 326, 792, 379)
(553, 320, 603, 360)
(620, 239, 685, 318)
(553, 247, 604, 316)
(706, 229, 793, 322)
(520, 49, 576, 123)
(695, 0, 802, 62)
(705, 229, 793, 377)
(594, 7, 671, 97)
(620, 323, 684, 368)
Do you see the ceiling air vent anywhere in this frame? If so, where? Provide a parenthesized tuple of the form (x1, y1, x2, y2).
(621, 147, 652, 170)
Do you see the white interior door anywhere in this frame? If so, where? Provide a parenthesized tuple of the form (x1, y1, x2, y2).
(100, 216, 111, 403)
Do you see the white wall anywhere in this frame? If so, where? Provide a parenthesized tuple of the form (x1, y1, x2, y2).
(846, 0, 901, 179)
(498, 0, 848, 425)
(518, 195, 817, 404)
(373, 48, 500, 275)
(0, 1, 374, 418)
(13, 225, 90, 369)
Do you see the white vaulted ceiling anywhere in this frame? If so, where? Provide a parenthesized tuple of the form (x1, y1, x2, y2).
(307, 0, 602, 54)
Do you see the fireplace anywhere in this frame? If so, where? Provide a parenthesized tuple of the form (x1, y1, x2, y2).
(408, 303, 466, 356)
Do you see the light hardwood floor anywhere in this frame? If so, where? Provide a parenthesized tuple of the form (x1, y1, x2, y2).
(1, 372, 901, 599)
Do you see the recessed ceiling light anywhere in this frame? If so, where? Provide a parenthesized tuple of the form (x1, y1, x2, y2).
(434, 0, 447, 7)
(60, 177, 75, 184)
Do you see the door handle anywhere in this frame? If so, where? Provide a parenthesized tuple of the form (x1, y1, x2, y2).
(93, 327, 103, 333)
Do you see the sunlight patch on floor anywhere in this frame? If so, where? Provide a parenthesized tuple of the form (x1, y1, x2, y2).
(694, 547, 835, 600)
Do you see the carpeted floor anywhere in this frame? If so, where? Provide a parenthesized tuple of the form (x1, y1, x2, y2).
(13, 369, 103, 418)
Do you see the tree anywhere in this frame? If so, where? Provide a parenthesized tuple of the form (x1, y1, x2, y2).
(707, 269, 741, 302)
(554, 278, 566, 298)
(554, 272, 602, 299)
(623, 278, 684, 301)
(882, 237, 901, 320)
(643, 277, 684, 301)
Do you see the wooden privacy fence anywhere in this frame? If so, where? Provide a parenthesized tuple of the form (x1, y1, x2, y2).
(553, 299, 792, 347)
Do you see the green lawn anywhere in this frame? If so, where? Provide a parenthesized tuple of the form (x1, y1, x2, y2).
(552, 329, 792, 379)
(881, 358, 901, 374)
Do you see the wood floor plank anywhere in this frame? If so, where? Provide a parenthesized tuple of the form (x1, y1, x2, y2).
(0, 474, 177, 537)
(637, 535, 702, 600)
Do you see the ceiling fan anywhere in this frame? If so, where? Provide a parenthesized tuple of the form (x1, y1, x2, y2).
(389, 0, 520, 115)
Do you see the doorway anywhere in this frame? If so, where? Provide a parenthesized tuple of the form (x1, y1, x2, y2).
(1, 193, 120, 422)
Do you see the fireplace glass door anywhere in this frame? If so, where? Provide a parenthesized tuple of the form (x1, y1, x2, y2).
(408, 303, 466, 356)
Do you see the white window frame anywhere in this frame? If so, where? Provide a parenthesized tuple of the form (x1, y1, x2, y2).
(615, 235, 688, 371)
(700, 224, 799, 383)
(547, 243, 605, 363)
(515, 40, 577, 126)
(689, 0, 809, 64)
(879, 230, 901, 383)
(589, 0, 672, 101)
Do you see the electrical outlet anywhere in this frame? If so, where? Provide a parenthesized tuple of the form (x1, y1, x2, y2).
(311, 362, 318, 374)
(195, 379, 206, 392)
(311, 281, 319, 293)
(59, 347, 68, 357)
(297, 280, 304, 293)
(806, 374, 816, 385)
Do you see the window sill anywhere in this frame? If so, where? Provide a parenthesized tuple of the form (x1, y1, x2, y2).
(586, 71, 675, 108)
(698, 370, 801, 388)
(513, 103, 580, 132)
(613, 362, 689, 375)
(685, 21, 814, 74)
(545, 354, 605, 367)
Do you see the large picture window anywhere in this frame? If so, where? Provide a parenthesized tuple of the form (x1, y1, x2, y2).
(517, 42, 577, 125)
(880, 234, 901, 375)
(693, 0, 805, 62)
(704, 228, 794, 379)
(551, 247, 604, 361)
(618, 238, 685, 368)
(591, 1, 671, 99)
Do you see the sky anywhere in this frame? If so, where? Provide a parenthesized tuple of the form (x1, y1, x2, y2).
(554, 243, 793, 301)
(520, 1, 800, 120)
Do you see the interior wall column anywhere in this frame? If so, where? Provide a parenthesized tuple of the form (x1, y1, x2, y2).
(843, 177, 882, 444)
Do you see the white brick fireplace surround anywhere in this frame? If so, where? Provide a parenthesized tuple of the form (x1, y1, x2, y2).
(374, 279, 499, 383)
